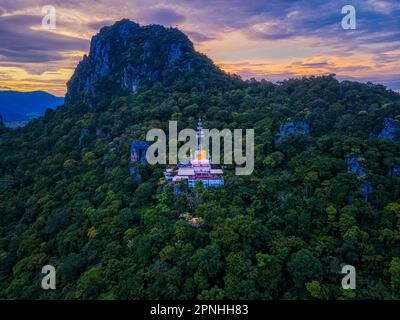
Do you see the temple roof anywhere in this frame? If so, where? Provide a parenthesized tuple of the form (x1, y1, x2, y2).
(178, 168, 195, 176)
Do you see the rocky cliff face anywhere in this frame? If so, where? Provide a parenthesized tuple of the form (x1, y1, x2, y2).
(346, 155, 372, 202)
(65, 19, 222, 109)
(277, 121, 310, 141)
(378, 118, 400, 143)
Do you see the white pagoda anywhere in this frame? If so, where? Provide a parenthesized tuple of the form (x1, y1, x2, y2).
(164, 118, 224, 189)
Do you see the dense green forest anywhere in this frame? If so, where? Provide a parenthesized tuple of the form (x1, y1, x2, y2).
(1, 20, 400, 299)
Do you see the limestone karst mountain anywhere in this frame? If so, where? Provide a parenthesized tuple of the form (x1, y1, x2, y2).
(65, 19, 225, 109)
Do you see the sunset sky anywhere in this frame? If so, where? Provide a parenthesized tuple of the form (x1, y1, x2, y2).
(0, 0, 399, 96)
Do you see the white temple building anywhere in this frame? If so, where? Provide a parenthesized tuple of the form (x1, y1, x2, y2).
(164, 119, 224, 189)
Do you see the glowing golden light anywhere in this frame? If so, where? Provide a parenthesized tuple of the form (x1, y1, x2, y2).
(196, 150, 207, 160)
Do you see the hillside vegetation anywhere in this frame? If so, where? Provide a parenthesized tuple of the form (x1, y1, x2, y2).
(0, 20, 400, 299)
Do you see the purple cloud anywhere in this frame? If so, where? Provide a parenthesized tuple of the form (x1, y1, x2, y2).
(0, 14, 88, 63)
(139, 7, 185, 25)
(185, 30, 216, 42)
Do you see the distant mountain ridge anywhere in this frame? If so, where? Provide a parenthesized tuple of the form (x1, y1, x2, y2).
(0, 90, 64, 122)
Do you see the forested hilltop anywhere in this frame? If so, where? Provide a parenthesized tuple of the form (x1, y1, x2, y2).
(1, 20, 400, 299)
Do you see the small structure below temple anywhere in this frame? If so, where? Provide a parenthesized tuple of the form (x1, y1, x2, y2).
(164, 118, 224, 189)
(179, 213, 204, 228)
